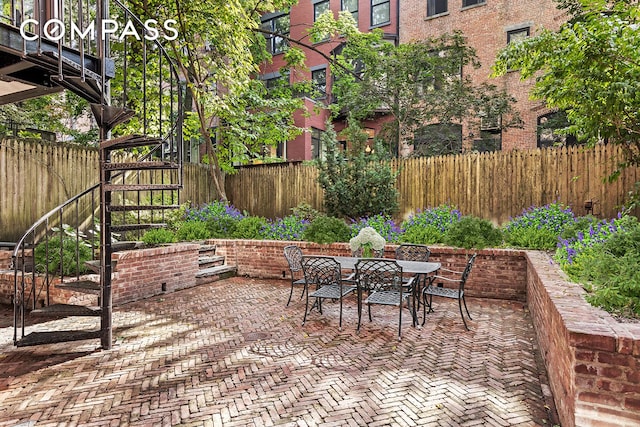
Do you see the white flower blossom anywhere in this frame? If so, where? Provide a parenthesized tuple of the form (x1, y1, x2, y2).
(349, 227, 386, 252)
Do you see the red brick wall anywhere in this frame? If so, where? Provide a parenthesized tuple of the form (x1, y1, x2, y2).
(0, 244, 200, 306)
(211, 239, 528, 301)
(527, 251, 640, 427)
(0, 250, 11, 270)
(111, 243, 199, 305)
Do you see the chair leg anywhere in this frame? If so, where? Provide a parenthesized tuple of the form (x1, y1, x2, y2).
(462, 296, 472, 320)
(421, 293, 433, 326)
(286, 282, 295, 306)
(302, 294, 310, 326)
(458, 298, 470, 331)
(398, 301, 402, 341)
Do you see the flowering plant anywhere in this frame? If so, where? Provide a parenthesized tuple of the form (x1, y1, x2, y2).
(349, 226, 386, 257)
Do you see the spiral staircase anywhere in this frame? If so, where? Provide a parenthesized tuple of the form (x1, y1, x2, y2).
(1, 0, 184, 349)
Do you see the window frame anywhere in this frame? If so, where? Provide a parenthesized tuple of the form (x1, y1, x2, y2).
(427, 0, 448, 17)
(314, 0, 330, 22)
(311, 67, 328, 100)
(311, 127, 325, 160)
(370, 0, 391, 28)
(507, 27, 530, 44)
(461, 0, 485, 9)
(341, 0, 359, 26)
(261, 12, 290, 55)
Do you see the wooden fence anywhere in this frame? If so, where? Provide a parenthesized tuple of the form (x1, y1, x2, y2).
(2, 138, 639, 242)
(0, 139, 217, 242)
(226, 145, 640, 224)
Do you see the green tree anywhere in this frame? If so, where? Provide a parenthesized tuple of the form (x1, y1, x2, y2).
(126, 0, 306, 200)
(324, 22, 519, 156)
(317, 120, 399, 219)
(493, 0, 640, 171)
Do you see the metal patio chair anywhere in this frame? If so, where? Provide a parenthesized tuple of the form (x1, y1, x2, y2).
(422, 253, 477, 330)
(301, 255, 357, 330)
(395, 243, 432, 308)
(284, 245, 306, 306)
(355, 258, 417, 341)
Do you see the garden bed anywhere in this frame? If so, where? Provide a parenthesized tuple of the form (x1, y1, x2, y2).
(213, 238, 640, 427)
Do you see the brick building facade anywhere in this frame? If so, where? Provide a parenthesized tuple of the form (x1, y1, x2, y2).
(400, 0, 567, 152)
(259, 0, 567, 161)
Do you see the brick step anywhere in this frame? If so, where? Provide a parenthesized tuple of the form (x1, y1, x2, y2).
(195, 265, 237, 285)
(56, 280, 101, 295)
(31, 304, 101, 317)
(16, 330, 101, 347)
(199, 255, 225, 269)
(198, 244, 216, 256)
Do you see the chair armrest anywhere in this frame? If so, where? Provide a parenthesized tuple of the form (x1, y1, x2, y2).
(427, 275, 462, 284)
(438, 267, 464, 275)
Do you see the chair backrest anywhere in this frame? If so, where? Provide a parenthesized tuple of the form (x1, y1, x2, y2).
(355, 258, 403, 293)
(301, 255, 342, 286)
(284, 245, 303, 273)
(459, 254, 477, 290)
(395, 244, 431, 262)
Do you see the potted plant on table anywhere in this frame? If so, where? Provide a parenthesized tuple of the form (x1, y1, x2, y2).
(349, 227, 386, 257)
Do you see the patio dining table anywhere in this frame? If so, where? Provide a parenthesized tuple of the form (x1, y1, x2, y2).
(331, 256, 441, 276)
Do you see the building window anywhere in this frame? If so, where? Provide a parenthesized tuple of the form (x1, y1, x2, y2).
(342, 0, 359, 25)
(507, 27, 530, 44)
(427, 0, 448, 17)
(413, 123, 462, 157)
(261, 13, 290, 54)
(473, 130, 502, 152)
(462, 0, 485, 8)
(311, 127, 325, 159)
(312, 68, 327, 99)
(314, 0, 330, 21)
(371, 0, 390, 27)
(537, 111, 578, 148)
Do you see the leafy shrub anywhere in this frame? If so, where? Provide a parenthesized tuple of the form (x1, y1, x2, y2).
(263, 215, 309, 241)
(559, 215, 599, 240)
(444, 216, 503, 249)
(316, 122, 399, 218)
(34, 236, 92, 275)
(176, 221, 210, 241)
(400, 205, 462, 244)
(141, 228, 176, 246)
(555, 215, 640, 318)
(302, 215, 351, 244)
(504, 203, 575, 249)
(232, 217, 269, 239)
(291, 202, 320, 222)
(185, 201, 244, 238)
(555, 215, 631, 267)
(350, 214, 403, 243)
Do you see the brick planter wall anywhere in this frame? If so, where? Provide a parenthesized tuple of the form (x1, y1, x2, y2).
(527, 251, 640, 427)
(211, 239, 528, 301)
(111, 243, 199, 305)
(0, 244, 200, 306)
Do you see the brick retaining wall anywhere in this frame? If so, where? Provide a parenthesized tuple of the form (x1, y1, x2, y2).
(0, 244, 199, 306)
(211, 239, 528, 301)
(527, 251, 640, 427)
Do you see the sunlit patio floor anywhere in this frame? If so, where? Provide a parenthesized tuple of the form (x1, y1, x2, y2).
(0, 277, 558, 426)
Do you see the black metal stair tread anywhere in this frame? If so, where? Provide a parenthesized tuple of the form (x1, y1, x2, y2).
(91, 104, 136, 130)
(57, 280, 101, 294)
(104, 184, 181, 192)
(100, 134, 162, 150)
(16, 330, 101, 347)
(195, 265, 237, 278)
(31, 304, 101, 317)
(108, 204, 181, 212)
(104, 161, 180, 171)
(110, 223, 167, 232)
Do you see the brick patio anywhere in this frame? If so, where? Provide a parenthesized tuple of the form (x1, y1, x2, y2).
(0, 277, 557, 426)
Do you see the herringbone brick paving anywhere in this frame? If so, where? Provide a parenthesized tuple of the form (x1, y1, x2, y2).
(0, 277, 556, 426)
